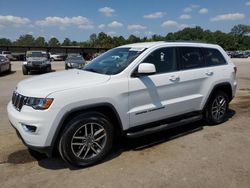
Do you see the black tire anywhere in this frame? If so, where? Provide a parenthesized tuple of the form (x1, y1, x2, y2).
(65, 65, 68, 70)
(22, 65, 28, 75)
(204, 91, 229, 125)
(8, 64, 11, 73)
(58, 112, 114, 167)
(45, 65, 52, 73)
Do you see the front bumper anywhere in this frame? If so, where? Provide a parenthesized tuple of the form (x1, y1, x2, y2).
(7, 101, 56, 156)
(66, 63, 84, 69)
(10, 121, 52, 156)
(25, 64, 50, 71)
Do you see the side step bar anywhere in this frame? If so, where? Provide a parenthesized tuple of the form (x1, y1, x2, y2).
(126, 115, 203, 138)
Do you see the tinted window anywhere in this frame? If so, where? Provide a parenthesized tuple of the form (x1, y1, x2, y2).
(203, 48, 227, 66)
(179, 47, 204, 70)
(143, 47, 177, 74)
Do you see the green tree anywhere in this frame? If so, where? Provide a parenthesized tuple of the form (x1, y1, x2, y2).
(35, 36, 46, 46)
(151, 34, 165, 41)
(15, 34, 35, 46)
(127, 35, 141, 44)
(62, 38, 71, 46)
(97, 32, 110, 48)
(71, 41, 78, 46)
(0, 38, 12, 45)
(48, 37, 60, 47)
(89, 33, 98, 47)
(231, 24, 250, 36)
(231, 24, 250, 49)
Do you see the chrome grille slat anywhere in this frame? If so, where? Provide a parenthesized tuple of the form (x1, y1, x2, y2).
(12, 92, 26, 111)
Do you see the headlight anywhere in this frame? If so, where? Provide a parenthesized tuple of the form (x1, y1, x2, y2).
(25, 97, 53, 110)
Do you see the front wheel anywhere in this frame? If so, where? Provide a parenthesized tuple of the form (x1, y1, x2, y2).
(59, 112, 114, 167)
(22, 65, 28, 75)
(8, 64, 11, 73)
(204, 91, 229, 125)
(45, 65, 51, 73)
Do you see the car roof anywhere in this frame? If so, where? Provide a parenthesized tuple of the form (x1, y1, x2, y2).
(120, 41, 165, 48)
(119, 41, 220, 49)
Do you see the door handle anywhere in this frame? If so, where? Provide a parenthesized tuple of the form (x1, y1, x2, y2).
(205, 70, 213, 76)
(169, 75, 180, 81)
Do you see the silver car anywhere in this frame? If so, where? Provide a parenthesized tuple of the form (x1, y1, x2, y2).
(0, 55, 11, 73)
(65, 54, 86, 69)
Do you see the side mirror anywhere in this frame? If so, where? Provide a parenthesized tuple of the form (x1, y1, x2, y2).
(137, 63, 156, 75)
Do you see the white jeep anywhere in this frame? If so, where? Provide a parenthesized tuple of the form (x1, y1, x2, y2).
(7, 42, 237, 167)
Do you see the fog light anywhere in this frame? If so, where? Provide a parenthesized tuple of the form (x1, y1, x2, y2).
(21, 123, 37, 133)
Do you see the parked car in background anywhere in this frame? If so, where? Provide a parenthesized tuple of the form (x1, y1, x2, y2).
(0, 55, 11, 73)
(234, 52, 248, 58)
(1, 51, 15, 61)
(65, 54, 86, 69)
(22, 51, 52, 75)
(50, 53, 66, 61)
(244, 51, 250, 58)
(229, 51, 249, 58)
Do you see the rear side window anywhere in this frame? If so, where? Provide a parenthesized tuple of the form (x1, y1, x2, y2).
(179, 47, 205, 70)
(203, 48, 227, 66)
(143, 47, 177, 74)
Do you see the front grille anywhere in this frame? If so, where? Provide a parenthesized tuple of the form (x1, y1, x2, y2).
(32, 61, 42, 66)
(12, 92, 27, 111)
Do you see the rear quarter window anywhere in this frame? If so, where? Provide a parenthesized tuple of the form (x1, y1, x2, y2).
(203, 48, 227, 66)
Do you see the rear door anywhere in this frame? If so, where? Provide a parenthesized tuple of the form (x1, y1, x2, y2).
(175, 47, 212, 112)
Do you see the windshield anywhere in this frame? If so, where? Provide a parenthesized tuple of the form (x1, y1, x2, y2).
(26, 52, 47, 58)
(0, 56, 6, 61)
(68, 56, 84, 61)
(83, 47, 145, 75)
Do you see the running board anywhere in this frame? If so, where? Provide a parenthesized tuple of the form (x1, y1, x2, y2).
(126, 115, 203, 138)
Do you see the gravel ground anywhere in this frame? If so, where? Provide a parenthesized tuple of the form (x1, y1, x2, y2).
(0, 59, 250, 188)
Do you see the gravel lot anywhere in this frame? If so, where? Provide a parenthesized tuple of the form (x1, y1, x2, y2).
(0, 59, 250, 188)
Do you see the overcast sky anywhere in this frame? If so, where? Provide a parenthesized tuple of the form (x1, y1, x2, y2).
(0, 0, 250, 42)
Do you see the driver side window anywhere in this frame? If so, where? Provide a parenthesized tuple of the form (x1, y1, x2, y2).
(143, 47, 177, 74)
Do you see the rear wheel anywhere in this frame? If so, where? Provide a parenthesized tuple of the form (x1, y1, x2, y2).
(204, 91, 229, 125)
(22, 65, 28, 75)
(59, 112, 114, 167)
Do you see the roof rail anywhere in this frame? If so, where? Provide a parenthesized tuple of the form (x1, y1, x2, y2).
(164, 40, 215, 44)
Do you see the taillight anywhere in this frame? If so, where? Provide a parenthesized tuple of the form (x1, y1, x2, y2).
(234, 66, 237, 74)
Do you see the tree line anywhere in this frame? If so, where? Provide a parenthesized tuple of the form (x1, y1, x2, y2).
(0, 24, 250, 51)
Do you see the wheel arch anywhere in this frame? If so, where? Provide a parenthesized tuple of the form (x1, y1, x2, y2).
(50, 103, 124, 155)
(203, 82, 233, 111)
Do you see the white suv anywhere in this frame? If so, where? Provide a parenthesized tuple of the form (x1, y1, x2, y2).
(7, 42, 237, 167)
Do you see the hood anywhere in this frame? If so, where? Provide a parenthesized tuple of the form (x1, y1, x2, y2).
(27, 57, 47, 62)
(16, 69, 111, 97)
(67, 60, 85, 64)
